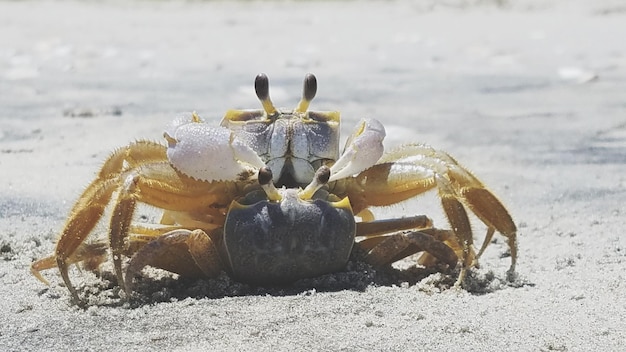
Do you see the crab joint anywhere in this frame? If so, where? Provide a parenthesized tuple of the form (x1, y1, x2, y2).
(298, 165, 331, 200)
(255, 73, 278, 117)
(258, 166, 282, 201)
(295, 73, 317, 114)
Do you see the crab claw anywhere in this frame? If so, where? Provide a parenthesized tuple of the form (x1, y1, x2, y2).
(328, 118, 385, 182)
(164, 112, 266, 182)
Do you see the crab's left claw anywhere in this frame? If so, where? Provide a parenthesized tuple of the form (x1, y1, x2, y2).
(164, 112, 266, 182)
(329, 118, 385, 182)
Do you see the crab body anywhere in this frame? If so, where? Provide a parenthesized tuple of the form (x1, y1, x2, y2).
(222, 109, 340, 187)
(224, 188, 355, 284)
(31, 73, 518, 303)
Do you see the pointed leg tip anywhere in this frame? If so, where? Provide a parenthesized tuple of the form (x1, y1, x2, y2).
(506, 267, 517, 282)
(30, 268, 51, 286)
(123, 289, 133, 301)
(122, 273, 134, 299)
(470, 259, 481, 269)
(68, 289, 83, 306)
(454, 267, 468, 289)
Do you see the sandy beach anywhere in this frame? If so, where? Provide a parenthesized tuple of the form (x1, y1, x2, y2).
(1, 1, 625, 350)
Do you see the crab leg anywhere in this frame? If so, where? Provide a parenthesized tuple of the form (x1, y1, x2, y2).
(360, 230, 458, 268)
(346, 143, 517, 285)
(39, 141, 165, 301)
(356, 215, 432, 237)
(109, 173, 139, 292)
(356, 217, 460, 272)
(32, 139, 235, 302)
(124, 229, 222, 295)
(30, 242, 108, 285)
(106, 164, 238, 295)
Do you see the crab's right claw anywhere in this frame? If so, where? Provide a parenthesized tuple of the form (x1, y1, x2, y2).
(164, 112, 266, 182)
(329, 118, 385, 182)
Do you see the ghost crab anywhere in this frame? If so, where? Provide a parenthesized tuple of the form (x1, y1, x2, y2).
(31, 73, 517, 303)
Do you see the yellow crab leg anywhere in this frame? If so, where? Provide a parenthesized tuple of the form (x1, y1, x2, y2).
(124, 229, 223, 295)
(53, 176, 119, 302)
(31, 242, 109, 285)
(356, 215, 432, 238)
(359, 230, 458, 268)
(106, 165, 238, 296)
(48, 141, 166, 300)
(343, 143, 517, 285)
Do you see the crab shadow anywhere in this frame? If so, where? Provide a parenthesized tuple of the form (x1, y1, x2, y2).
(73, 248, 530, 308)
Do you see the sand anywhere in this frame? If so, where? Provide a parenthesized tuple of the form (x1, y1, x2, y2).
(1, 1, 625, 351)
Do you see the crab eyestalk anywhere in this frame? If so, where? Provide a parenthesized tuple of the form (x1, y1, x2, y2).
(298, 165, 330, 200)
(295, 73, 317, 114)
(255, 73, 278, 117)
(258, 166, 282, 201)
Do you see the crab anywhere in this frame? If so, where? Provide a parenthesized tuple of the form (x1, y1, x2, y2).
(31, 73, 517, 303)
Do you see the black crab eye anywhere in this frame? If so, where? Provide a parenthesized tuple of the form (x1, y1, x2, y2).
(302, 73, 317, 102)
(258, 166, 273, 186)
(254, 73, 278, 116)
(316, 165, 330, 184)
(255, 73, 270, 102)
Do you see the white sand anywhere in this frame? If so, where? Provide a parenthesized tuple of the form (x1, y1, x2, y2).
(1, 1, 625, 350)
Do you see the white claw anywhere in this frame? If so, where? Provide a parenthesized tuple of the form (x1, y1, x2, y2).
(164, 113, 266, 182)
(329, 118, 385, 182)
